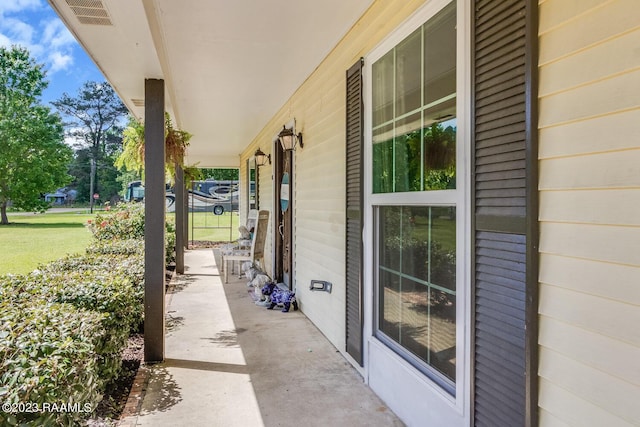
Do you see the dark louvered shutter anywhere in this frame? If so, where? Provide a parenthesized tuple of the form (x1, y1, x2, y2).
(346, 58, 364, 365)
(472, 1, 538, 426)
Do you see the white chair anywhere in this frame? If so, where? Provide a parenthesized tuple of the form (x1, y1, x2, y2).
(237, 209, 258, 248)
(221, 210, 269, 283)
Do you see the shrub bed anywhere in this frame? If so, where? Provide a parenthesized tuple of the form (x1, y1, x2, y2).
(0, 300, 106, 426)
(0, 203, 175, 425)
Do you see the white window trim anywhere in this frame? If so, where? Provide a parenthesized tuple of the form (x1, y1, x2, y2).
(362, 0, 471, 421)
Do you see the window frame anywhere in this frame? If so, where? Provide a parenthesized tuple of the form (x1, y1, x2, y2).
(363, 0, 471, 410)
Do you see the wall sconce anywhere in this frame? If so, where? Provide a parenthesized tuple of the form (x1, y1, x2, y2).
(254, 148, 271, 166)
(278, 125, 303, 151)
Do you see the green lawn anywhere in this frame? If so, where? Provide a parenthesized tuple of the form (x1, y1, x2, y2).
(407, 209, 457, 252)
(171, 211, 239, 242)
(0, 210, 239, 275)
(0, 212, 95, 275)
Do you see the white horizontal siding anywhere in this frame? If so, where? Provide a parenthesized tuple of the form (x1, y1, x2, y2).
(539, 283, 639, 347)
(538, 0, 640, 425)
(539, 29, 640, 97)
(538, 377, 635, 427)
(539, 150, 640, 190)
(538, 408, 572, 427)
(539, 68, 640, 127)
(539, 316, 640, 386)
(539, 0, 640, 65)
(539, 222, 640, 266)
(538, 0, 612, 35)
(538, 109, 640, 159)
(539, 190, 640, 226)
(539, 254, 640, 306)
(538, 347, 639, 424)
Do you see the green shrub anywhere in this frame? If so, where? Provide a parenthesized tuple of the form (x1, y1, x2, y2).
(42, 253, 145, 292)
(88, 203, 145, 241)
(0, 203, 176, 424)
(86, 203, 175, 265)
(165, 219, 176, 265)
(1, 269, 142, 383)
(0, 300, 105, 426)
(85, 238, 144, 257)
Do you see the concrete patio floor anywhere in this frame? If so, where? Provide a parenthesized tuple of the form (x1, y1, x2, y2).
(121, 249, 404, 427)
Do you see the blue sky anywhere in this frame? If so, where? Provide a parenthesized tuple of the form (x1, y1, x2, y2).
(0, 0, 104, 105)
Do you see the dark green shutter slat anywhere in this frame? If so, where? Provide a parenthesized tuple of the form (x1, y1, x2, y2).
(473, 0, 538, 426)
(345, 58, 364, 366)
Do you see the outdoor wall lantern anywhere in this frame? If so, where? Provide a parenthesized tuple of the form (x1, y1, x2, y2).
(254, 148, 271, 166)
(277, 125, 303, 151)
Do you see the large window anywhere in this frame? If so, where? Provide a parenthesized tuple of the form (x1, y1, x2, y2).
(372, 2, 456, 194)
(371, 1, 458, 392)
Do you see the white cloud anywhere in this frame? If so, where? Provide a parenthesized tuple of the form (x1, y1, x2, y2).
(48, 50, 73, 73)
(2, 17, 35, 44)
(0, 0, 41, 49)
(0, 32, 11, 48)
(0, 14, 76, 76)
(40, 19, 76, 74)
(0, 1, 82, 79)
(0, 0, 41, 15)
(42, 18, 74, 49)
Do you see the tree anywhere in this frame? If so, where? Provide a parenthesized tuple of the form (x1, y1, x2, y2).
(53, 81, 128, 211)
(0, 46, 73, 225)
(200, 168, 239, 181)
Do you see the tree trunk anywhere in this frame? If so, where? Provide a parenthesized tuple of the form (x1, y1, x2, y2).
(1, 201, 8, 225)
(89, 157, 96, 213)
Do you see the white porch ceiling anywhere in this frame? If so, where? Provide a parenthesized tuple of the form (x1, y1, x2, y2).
(48, 0, 373, 167)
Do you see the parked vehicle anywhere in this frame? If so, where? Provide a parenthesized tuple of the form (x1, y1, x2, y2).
(191, 180, 239, 213)
(124, 181, 238, 214)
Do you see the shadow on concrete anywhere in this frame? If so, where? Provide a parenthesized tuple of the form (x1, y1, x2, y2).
(139, 366, 182, 414)
(164, 358, 249, 375)
(167, 275, 196, 294)
(166, 312, 185, 332)
(201, 329, 241, 347)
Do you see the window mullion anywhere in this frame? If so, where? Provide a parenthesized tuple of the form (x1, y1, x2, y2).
(392, 48, 397, 193)
(421, 24, 425, 191)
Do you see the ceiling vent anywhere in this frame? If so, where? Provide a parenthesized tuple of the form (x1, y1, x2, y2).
(65, 0, 112, 26)
(131, 99, 145, 107)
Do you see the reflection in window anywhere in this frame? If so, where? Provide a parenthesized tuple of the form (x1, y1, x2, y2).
(247, 158, 257, 212)
(378, 206, 456, 384)
(372, 2, 456, 193)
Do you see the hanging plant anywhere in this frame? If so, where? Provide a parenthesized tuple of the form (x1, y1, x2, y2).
(182, 165, 203, 187)
(115, 113, 194, 182)
(164, 114, 192, 182)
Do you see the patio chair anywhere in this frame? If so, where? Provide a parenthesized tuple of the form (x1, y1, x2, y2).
(221, 210, 269, 283)
(237, 209, 258, 248)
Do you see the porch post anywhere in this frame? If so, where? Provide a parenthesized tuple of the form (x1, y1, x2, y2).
(184, 181, 189, 248)
(144, 78, 165, 363)
(175, 164, 185, 274)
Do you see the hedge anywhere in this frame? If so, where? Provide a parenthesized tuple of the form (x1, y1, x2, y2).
(0, 300, 106, 426)
(0, 203, 175, 425)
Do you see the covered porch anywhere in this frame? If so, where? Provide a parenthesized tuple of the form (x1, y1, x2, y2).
(47, 0, 376, 364)
(119, 249, 402, 426)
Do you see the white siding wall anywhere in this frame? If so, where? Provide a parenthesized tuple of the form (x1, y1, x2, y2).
(538, 0, 640, 425)
(239, 0, 427, 350)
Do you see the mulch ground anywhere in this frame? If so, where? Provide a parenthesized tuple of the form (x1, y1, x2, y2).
(85, 334, 144, 426)
(188, 240, 226, 249)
